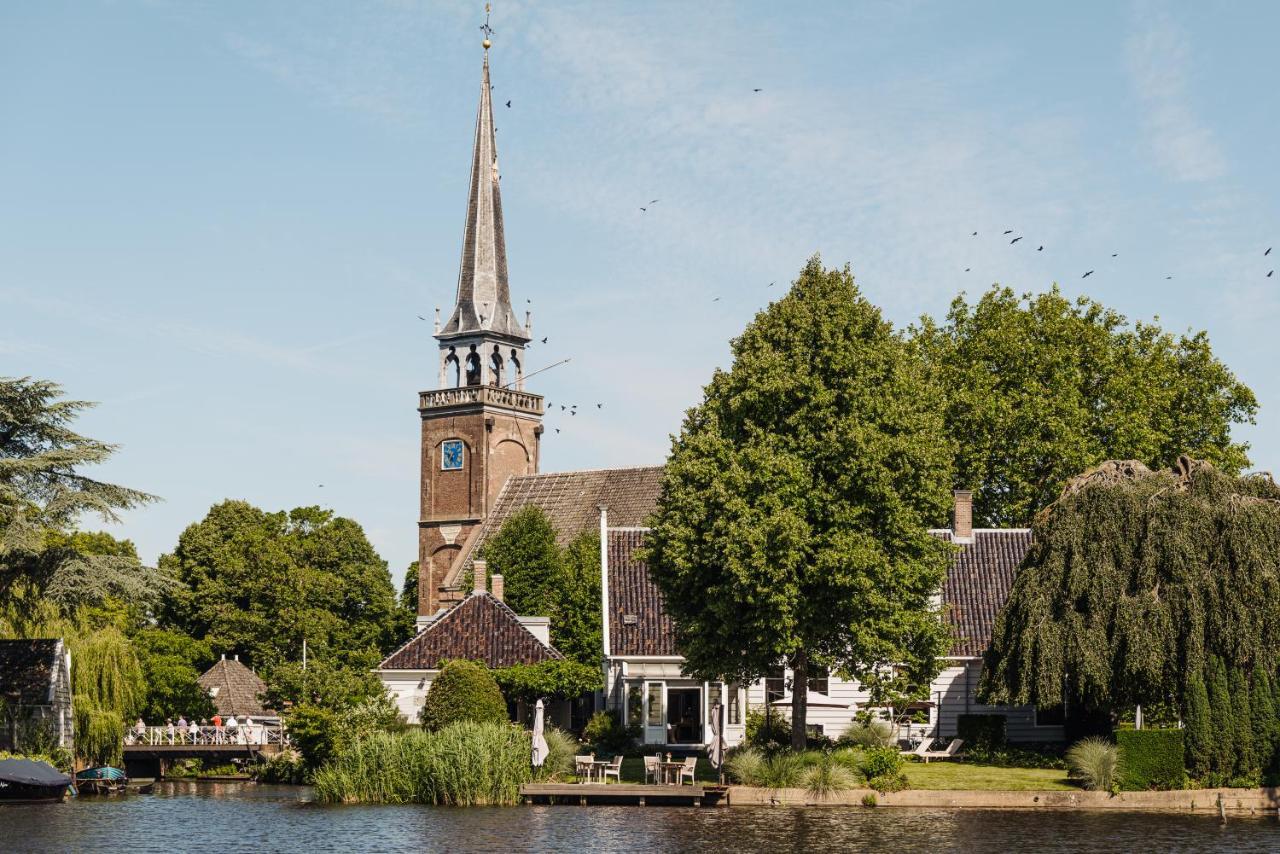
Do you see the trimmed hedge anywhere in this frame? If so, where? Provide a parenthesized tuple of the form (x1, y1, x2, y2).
(419, 660, 508, 732)
(1117, 728, 1185, 790)
(957, 714, 1006, 750)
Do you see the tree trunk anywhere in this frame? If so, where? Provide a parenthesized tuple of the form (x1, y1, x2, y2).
(791, 650, 808, 751)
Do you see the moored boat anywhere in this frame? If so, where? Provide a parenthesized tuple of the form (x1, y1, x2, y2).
(0, 758, 73, 803)
(75, 765, 129, 795)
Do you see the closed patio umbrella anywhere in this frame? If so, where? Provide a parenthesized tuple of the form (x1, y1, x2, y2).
(708, 701, 724, 777)
(531, 699, 549, 768)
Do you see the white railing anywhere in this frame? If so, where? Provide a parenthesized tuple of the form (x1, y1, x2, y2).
(124, 724, 288, 747)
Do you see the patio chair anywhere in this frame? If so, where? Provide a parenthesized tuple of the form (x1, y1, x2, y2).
(643, 755, 660, 785)
(575, 755, 595, 783)
(677, 756, 697, 786)
(602, 755, 623, 784)
(900, 738, 933, 760)
(920, 739, 964, 763)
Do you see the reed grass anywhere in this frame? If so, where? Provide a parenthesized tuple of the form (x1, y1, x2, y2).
(312, 721, 534, 805)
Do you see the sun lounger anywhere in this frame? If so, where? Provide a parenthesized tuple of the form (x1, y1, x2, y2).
(919, 738, 964, 763)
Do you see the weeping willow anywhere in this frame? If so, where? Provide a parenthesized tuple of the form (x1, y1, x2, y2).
(71, 628, 145, 766)
(979, 457, 1280, 779)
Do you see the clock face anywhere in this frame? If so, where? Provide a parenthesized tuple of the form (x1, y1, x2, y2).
(441, 439, 464, 471)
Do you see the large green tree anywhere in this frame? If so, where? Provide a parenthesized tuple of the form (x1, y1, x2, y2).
(911, 287, 1257, 526)
(161, 501, 410, 672)
(481, 509, 603, 672)
(645, 256, 955, 748)
(0, 376, 165, 612)
(979, 458, 1280, 781)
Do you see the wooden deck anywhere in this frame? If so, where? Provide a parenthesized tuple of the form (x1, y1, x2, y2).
(521, 783, 726, 806)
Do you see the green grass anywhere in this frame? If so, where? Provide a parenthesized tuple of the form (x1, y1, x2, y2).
(903, 761, 1074, 791)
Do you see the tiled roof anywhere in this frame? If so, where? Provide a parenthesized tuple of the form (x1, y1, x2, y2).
(937, 530, 1033, 657)
(607, 529, 676, 656)
(0, 639, 63, 705)
(456, 466, 665, 578)
(601, 528, 1033, 661)
(380, 592, 564, 670)
(198, 658, 273, 718)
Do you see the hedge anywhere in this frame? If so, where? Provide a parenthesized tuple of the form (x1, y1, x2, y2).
(1117, 728, 1185, 790)
(957, 714, 1006, 750)
(418, 660, 508, 732)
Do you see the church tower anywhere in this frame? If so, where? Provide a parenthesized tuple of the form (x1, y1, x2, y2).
(417, 38, 542, 617)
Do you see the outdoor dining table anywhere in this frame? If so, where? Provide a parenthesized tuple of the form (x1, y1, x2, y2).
(657, 761, 686, 785)
(588, 760, 611, 783)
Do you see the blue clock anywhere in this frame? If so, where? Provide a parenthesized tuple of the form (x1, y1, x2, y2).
(441, 439, 464, 471)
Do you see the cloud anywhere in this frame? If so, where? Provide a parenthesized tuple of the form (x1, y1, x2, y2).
(1126, 7, 1226, 183)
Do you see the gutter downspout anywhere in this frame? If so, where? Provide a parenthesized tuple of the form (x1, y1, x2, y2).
(598, 505, 610, 714)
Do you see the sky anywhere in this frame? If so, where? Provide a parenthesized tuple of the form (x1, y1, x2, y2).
(2, 1, 1278, 575)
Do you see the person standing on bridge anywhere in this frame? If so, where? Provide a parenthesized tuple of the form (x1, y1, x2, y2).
(212, 713, 223, 743)
(177, 715, 188, 742)
(188, 717, 199, 744)
(134, 717, 145, 744)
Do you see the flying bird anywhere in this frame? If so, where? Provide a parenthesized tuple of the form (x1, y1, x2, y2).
(1082, 271, 1094, 278)
(650, 199, 660, 204)
(541, 337, 548, 344)
(1010, 236, 1023, 244)
(1111, 253, 1118, 258)
(555, 428, 561, 434)
(1269, 270, 1275, 278)
(1166, 276, 1173, 280)
(1002, 230, 1013, 235)
(417, 315, 427, 321)
(318, 484, 324, 488)
(753, 88, 762, 93)
(560, 405, 566, 411)
(964, 268, 971, 272)
(971, 231, 978, 236)
(505, 100, 511, 108)
(1266, 247, 1272, 256)
(1037, 246, 1044, 251)
(596, 403, 603, 409)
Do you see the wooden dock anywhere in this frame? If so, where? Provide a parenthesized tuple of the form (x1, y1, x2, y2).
(520, 783, 724, 806)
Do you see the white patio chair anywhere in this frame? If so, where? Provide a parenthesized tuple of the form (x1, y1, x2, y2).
(602, 755, 623, 784)
(643, 755, 660, 785)
(678, 756, 697, 786)
(920, 738, 964, 763)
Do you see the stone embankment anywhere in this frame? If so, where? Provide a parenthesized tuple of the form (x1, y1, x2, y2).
(727, 786, 1280, 815)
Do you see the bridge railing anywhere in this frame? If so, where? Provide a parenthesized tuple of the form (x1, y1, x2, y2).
(124, 723, 288, 747)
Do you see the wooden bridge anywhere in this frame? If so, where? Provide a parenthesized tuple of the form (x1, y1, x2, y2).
(122, 725, 288, 778)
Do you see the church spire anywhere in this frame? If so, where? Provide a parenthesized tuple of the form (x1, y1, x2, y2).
(439, 37, 526, 342)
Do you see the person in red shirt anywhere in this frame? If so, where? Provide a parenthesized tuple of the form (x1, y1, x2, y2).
(212, 714, 223, 743)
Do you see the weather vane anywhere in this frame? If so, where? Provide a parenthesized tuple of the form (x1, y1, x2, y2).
(480, 3, 494, 49)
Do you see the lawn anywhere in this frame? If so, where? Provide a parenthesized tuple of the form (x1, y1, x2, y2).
(903, 761, 1074, 791)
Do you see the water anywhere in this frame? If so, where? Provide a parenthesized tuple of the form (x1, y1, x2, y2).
(3, 782, 1279, 853)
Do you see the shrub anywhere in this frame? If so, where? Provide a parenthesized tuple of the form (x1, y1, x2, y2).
(313, 721, 532, 805)
(726, 746, 767, 786)
(867, 772, 908, 793)
(1066, 737, 1119, 791)
(745, 707, 791, 751)
(860, 745, 904, 780)
(836, 720, 895, 749)
(861, 792, 877, 807)
(801, 754, 857, 798)
(957, 714, 1007, 751)
(253, 751, 306, 784)
(582, 710, 636, 755)
(758, 752, 806, 788)
(534, 727, 578, 781)
(418, 660, 507, 732)
(1116, 729, 1185, 791)
(830, 747, 866, 778)
(286, 704, 340, 769)
(960, 743, 1066, 769)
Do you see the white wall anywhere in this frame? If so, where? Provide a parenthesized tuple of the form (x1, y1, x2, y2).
(377, 670, 436, 723)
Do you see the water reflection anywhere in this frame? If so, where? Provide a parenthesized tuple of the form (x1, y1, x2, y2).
(1, 782, 1275, 853)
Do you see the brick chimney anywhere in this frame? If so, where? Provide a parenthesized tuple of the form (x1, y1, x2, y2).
(490, 574, 504, 603)
(472, 559, 487, 595)
(952, 490, 973, 540)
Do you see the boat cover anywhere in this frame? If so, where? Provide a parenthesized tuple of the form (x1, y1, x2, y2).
(0, 758, 73, 787)
(76, 766, 127, 781)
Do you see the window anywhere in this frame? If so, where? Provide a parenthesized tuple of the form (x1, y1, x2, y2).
(807, 666, 829, 695)
(626, 683, 643, 727)
(765, 666, 786, 704)
(646, 682, 665, 726)
(441, 439, 464, 471)
(806, 723, 825, 737)
(728, 687, 741, 726)
(708, 683, 722, 718)
(1036, 705, 1065, 726)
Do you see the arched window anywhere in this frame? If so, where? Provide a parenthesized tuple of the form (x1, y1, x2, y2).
(489, 345, 504, 387)
(444, 347, 460, 387)
(465, 346, 482, 386)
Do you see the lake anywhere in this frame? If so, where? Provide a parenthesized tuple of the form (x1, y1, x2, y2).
(4, 782, 1279, 852)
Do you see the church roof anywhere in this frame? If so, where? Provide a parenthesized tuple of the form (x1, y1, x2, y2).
(198, 657, 272, 718)
(449, 466, 665, 586)
(379, 591, 563, 670)
(603, 526, 1034, 661)
(0, 639, 66, 706)
(438, 49, 526, 342)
